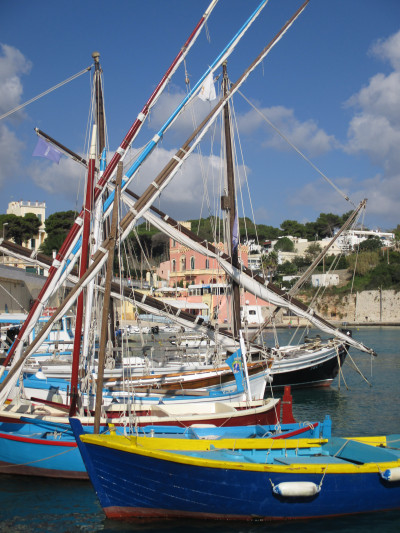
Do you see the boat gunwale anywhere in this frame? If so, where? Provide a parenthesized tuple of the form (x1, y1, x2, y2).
(77, 433, 400, 474)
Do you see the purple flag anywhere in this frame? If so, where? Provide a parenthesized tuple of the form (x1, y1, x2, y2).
(32, 137, 62, 164)
(232, 212, 239, 251)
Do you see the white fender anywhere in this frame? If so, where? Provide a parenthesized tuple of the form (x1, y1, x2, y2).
(381, 467, 400, 482)
(273, 481, 320, 497)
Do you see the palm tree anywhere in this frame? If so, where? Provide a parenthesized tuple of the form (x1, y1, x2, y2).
(261, 251, 279, 281)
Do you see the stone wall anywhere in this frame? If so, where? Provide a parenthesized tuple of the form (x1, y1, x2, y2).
(314, 289, 400, 325)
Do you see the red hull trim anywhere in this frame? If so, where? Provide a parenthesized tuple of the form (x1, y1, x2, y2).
(0, 432, 76, 446)
(0, 459, 88, 479)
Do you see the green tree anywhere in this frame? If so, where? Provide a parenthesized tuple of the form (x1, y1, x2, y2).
(278, 260, 298, 276)
(274, 237, 294, 252)
(0, 213, 41, 245)
(280, 219, 306, 238)
(304, 242, 322, 263)
(40, 210, 76, 255)
(358, 236, 382, 252)
(314, 213, 342, 238)
(261, 251, 279, 280)
(347, 251, 380, 276)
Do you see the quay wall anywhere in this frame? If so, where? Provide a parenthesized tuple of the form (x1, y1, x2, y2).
(282, 289, 400, 327)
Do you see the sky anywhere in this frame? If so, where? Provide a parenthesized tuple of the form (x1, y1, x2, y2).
(1, 0, 400, 234)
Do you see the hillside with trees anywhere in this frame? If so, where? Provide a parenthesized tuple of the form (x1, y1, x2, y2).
(3, 206, 398, 293)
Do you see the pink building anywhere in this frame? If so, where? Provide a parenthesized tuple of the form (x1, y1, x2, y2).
(156, 235, 272, 325)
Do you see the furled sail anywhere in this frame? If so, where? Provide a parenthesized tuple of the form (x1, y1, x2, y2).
(130, 205, 376, 357)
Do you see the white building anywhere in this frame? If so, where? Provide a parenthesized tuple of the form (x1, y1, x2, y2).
(5, 201, 47, 272)
(312, 273, 339, 288)
(335, 229, 394, 253)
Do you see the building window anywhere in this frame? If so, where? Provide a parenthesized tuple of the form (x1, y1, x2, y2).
(190, 257, 195, 270)
(205, 259, 209, 269)
(30, 238, 36, 249)
(172, 259, 176, 272)
(180, 256, 186, 271)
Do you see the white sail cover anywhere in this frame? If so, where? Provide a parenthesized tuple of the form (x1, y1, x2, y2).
(140, 209, 376, 356)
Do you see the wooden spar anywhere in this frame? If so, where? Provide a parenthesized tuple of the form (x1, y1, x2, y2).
(0, 1, 315, 393)
(94, 163, 122, 434)
(69, 125, 97, 417)
(222, 62, 241, 337)
(1, 2, 216, 368)
(248, 199, 368, 342)
(34, 128, 88, 168)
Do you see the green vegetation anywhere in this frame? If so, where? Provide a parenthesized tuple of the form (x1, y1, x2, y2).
(2, 205, 398, 293)
(39, 211, 76, 255)
(0, 213, 41, 246)
(274, 237, 294, 252)
(344, 249, 400, 291)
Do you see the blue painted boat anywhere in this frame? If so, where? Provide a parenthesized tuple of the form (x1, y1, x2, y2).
(71, 417, 400, 521)
(0, 412, 330, 479)
(0, 420, 87, 479)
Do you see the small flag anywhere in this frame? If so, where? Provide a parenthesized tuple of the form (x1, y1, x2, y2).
(225, 349, 244, 393)
(32, 137, 62, 164)
(232, 212, 239, 252)
(198, 72, 216, 102)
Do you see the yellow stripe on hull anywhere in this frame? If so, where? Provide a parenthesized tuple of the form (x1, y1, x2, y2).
(78, 432, 400, 475)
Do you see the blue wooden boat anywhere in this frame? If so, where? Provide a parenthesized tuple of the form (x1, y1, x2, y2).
(0, 420, 87, 479)
(71, 417, 400, 521)
(0, 411, 330, 479)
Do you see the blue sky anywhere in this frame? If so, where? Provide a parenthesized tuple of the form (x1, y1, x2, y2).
(1, 0, 400, 233)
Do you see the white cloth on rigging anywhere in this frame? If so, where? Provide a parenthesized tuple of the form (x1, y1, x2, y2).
(198, 72, 216, 102)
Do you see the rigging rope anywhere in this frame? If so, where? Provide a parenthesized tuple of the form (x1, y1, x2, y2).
(0, 66, 92, 121)
(237, 89, 355, 207)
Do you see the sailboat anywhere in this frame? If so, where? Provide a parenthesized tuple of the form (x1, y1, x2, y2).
(0, 2, 381, 497)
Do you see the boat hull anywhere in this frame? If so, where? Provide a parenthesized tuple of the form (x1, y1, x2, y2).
(72, 423, 400, 521)
(270, 344, 347, 390)
(0, 423, 87, 479)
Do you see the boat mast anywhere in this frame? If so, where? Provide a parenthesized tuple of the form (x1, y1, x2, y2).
(92, 51, 117, 348)
(92, 51, 105, 155)
(222, 62, 241, 338)
(69, 124, 96, 416)
(94, 163, 123, 434)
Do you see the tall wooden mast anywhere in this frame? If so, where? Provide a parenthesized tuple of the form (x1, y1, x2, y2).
(92, 51, 105, 155)
(222, 62, 241, 337)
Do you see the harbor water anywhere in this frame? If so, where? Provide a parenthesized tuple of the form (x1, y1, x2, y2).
(0, 327, 399, 532)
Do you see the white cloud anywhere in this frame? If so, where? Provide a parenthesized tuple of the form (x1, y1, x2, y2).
(146, 83, 220, 142)
(0, 123, 24, 187)
(237, 105, 337, 157)
(341, 30, 400, 225)
(124, 144, 248, 222)
(0, 44, 31, 192)
(370, 30, 400, 71)
(0, 43, 32, 117)
(29, 157, 86, 204)
(290, 177, 353, 216)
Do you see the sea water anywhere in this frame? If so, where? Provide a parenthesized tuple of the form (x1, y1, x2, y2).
(0, 327, 399, 532)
